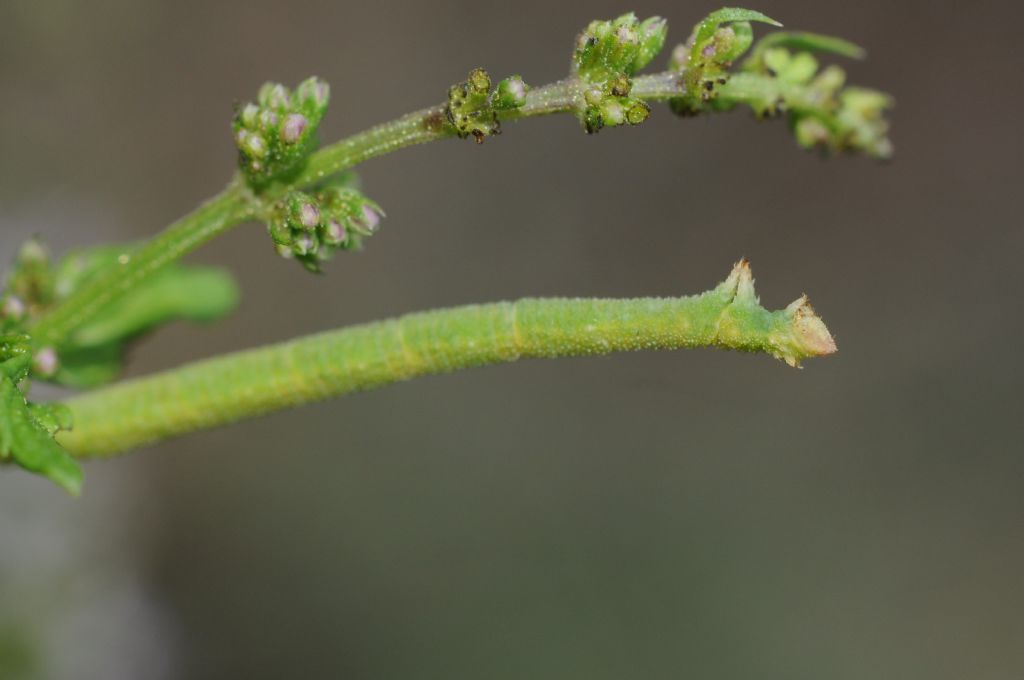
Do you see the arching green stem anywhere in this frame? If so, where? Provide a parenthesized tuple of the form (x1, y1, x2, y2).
(59, 261, 836, 458)
(26, 73, 688, 349)
(285, 72, 685, 187)
(28, 182, 254, 347)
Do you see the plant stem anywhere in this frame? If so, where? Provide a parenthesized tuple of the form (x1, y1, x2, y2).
(288, 73, 685, 188)
(27, 73, 689, 348)
(29, 181, 254, 347)
(58, 261, 835, 457)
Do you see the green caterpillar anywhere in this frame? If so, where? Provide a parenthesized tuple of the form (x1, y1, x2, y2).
(60, 260, 835, 457)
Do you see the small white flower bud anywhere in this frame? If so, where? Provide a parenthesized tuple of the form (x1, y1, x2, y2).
(33, 347, 59, 378)
(360, 204, 382, 233)
(261, 83, 289, 109)
(244, 133, 268, 158)
(281, 113, 308, 143)
(323, 219, 347, 246)
(240, 103, 260, 127)
(299, 202, 320, 229)
(2, 295, 26, 320)
(293, 233, 316, 256)
(258, 110, 279, 129)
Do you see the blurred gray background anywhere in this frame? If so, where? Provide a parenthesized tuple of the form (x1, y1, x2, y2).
(1, 0, 1020, 678)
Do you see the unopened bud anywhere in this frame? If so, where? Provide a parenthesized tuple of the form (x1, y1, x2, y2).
(239, 103, 260, 127)
(298, 202, 320, 229)
(359, 204, 383, 233)
(323, 219, 347, 246)
(794, 117, 831, 149)
(494, 76, 529, 110)
(258, 109, 279, 129)
(2, 295, 26, 321)
(267, 221, 292, 247)
(259, 83, 289, 109)
(281, 113, 308, 143)
(244, 133, 268, 158)
(292, 233, 317, 256)
(633, 17, 668, 72)
(296, 77, 330, 109)
(600, 100, 625, 126)
(33, 347, 59, 378)
(18, 239, 49, 265)
(625, 101, 650, 125)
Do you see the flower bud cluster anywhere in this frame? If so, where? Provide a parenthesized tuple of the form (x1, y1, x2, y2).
(446, 69, 529, 144)
(233, 77, 330, 189)
(2, 239, 55, 329)
(751, 48, 892, 158)
(267, 188, 385, 272)
(667, 10, 773, 115)
(665, 10, 893, 159)
(570, 13, 665, 133)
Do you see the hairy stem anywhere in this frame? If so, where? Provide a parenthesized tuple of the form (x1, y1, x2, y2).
(289, 73, 685, 187)
(29, 182, 254, 347)
(59, 261, 835, 457)
(27, 73, 689, 347)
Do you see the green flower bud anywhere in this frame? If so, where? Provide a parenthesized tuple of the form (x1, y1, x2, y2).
(281, 113, 308, 143)
(243, 132, 268, 158)
(625, 100, 650, 125)
(267, 220, 292, 247)
(32, 347, 59, 378)
(292, 233, 317, 257)
(813, 65, 846, 95)
(599, 99, 625, 126)
(239, 103, 260, 127)
(1, 295, 26, 323)
(761, 48, 819, 85)
(18, 238, 50, 266)
(793, 116, 832, 150)
(632, 17, 668, 73)
(322, 219, 347, 247)
(574, 13, 644, 79)
(3, 238, 56, 319)
(258, 83, 289, 110)
(493, 75, 529, 110)
(836, 87, 893, 158)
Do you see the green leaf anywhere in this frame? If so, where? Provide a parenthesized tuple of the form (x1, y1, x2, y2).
(0, 356, 82, 495)
(53, 342, 123, 389)
(690, 7, 781, 48)
(745, 31, 865, 69)
(44, 245, 240, 387)
(70, 265, 239, 347)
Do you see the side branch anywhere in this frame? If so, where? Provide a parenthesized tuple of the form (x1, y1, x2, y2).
(59, 261, 835, 458)
(24, 73, 686, 346)
(287, 73, 685, 187)
(28, 183, 253, 347)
